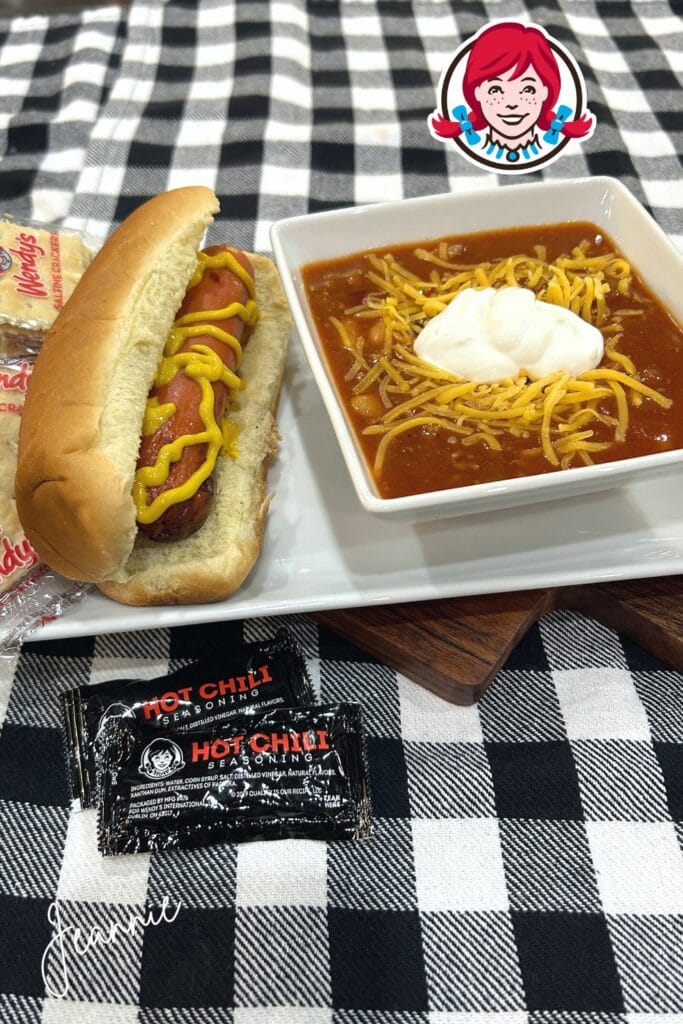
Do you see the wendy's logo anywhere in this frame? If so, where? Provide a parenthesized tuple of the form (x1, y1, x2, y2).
(139, 737, 185, 780)
(428, 21, 596, 174)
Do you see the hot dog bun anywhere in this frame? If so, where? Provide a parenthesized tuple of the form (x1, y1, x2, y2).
(15, 187, 291, 605)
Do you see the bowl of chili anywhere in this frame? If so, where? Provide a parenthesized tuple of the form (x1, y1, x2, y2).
(271, 177, 683, 519)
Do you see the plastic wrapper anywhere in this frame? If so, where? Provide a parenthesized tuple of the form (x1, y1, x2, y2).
(0, 360, 36, 596)
(0, 564, 92, 656)
(0, 213, 92, 355)
(98, 703, 373, 855)
(61, 626, 314, 808)
(0, 217, 94, 653)
(0, 360, 91, 655)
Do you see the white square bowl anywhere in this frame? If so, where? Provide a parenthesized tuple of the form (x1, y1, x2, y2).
(270, 177, 683, 520)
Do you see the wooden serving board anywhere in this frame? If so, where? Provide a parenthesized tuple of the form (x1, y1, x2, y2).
(313, 576, 683, 705)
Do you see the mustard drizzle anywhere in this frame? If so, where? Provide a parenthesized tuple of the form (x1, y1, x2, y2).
(134, 250, 257, 525)
(168, 299, 258, 367)
(187, 250, 255, 298)
(142, 397, 176, 437)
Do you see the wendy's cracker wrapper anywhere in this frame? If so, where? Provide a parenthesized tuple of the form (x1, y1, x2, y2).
(0, 220, 92, 648)
(0, 215, 92, 596)
(0, 360, 38, 596)
(0, 215, 92, 352)
(0, 370, 90, 652)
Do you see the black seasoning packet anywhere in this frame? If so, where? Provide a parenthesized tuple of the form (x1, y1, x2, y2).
(62, 628, 313, 809)
(98, 703, 373, 855)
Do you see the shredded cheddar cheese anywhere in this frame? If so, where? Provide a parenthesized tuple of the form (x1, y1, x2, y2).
(338, 240, 672, 476)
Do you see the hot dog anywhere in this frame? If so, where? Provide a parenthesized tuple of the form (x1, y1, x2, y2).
(14, 188, 291, 606)
(135, 244, 256, 542)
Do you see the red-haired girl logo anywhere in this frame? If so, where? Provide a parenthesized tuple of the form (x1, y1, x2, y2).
(429, 21, 595, 174)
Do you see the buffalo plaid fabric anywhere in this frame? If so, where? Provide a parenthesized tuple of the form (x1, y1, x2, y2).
(1, 612, 683, 1020)
(0, 0, 682, 1020)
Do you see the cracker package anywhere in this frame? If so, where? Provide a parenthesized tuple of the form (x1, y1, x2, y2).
(0, 214, 92, 354)
(0, 356, 37, 595)
(0, 216, 93, 651)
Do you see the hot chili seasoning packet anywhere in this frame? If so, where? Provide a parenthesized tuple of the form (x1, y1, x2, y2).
(97, 702, 373, 855)
(62, 627, 313, 808)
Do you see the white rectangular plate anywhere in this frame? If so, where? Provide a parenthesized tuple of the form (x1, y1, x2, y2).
(35, 334, 683, 642)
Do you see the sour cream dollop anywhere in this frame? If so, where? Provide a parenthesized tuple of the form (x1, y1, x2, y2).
(413, 286, 604, 383)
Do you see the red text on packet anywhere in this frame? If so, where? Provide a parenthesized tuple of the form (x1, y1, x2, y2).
(198, 663, 273, 700)
(0, 361, 31, 394)
(1, 535, 39, 579)
(191, 729, 331, 761)
(49, 231, 64, 310)
(10, 232, 48, 298)
(140, 663, 275, 720)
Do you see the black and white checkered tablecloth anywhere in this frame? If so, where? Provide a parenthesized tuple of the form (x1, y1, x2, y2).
(1, 1, 682, 1020)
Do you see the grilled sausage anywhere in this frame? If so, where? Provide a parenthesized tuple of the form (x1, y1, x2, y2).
(135, 244, 255, 542)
